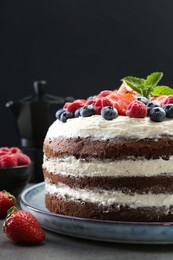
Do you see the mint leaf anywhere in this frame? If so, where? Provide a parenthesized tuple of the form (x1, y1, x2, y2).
(122, 72, 164, 97)
(151, 86, 173, 96)
(122, 76, 145, 95)
(122, 76, 145, 87)
(145, 72, 163, 87)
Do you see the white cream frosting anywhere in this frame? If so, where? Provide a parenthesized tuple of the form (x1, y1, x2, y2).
(45, 115, 173, 140)
(43, 156, 173, 177)
(45, 181, 173, 208)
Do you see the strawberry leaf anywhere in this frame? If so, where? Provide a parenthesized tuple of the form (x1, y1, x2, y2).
(151, 86, 173, 96)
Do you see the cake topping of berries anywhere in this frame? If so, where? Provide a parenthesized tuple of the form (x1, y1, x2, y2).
(55, 72, 173, 123)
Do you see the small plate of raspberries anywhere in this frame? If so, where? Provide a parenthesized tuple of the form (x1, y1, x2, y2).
(0, 147, 32, 197)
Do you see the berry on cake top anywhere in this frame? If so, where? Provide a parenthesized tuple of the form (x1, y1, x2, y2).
(56, 72, 173, 123)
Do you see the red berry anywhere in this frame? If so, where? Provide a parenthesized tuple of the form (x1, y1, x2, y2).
(0, 150, 7, 156)
(162, 95, 173, 105)
(94, 97, 112, 114)
(0, 154, 18, 168)
(97, 90, 113, 98)
(108, 93, 136, 115)
(65, 99, 86, 113)
(9, 147, 22, 154)
(126, 100, 147, 118)
(0, 147, 9, 153)
(86, 99, 95, 105)
(0, 191, 16, 218)
(63, 102, 71, 110)
(3, 207, 45, 244)
(17, 153, 31, 166)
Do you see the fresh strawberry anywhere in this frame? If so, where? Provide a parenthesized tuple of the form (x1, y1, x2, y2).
(97, 90, 113, 98)
(3, 207, 45, 244)
(65, 99, 86, 113)
(108, 93, 136, 115)
(117, 81, 139, 95)
(0, 191, 16, 218)
(126, 100, 147, 118)
(17, 153, 31, 166)
(162, 95, 173, 105)
(151, 96, 168, 106)
(0, 154, 18, 168)
(151, 95, 173, 106)
(94, 97, 112, 114)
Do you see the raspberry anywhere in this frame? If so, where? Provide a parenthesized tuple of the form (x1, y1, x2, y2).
(0, 147, 9, 153)
(65, 99, 86, 113)
(97, 90, 113, 98)
(94, 97, 112, 114)
(63, 102, 71, 110)
(0, 154, 18, 168)
(9, 147, 22, 154)
(0, 150, 7, 156)
(17, 153, 31, 166)
(126, 100, 147, 118)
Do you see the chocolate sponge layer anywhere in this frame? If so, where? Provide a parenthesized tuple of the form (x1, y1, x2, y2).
(44, 136, 173, 160)
(45, 193, 173, 222)
(43, 170, 173, 194)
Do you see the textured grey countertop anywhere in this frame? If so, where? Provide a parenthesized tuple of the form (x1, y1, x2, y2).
(1, 184, 173, 260)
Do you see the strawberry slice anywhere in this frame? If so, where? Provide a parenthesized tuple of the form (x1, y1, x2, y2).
(107, 92, 136, 115)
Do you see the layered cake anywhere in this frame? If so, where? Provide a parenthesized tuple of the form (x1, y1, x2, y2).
(43, 72, 173, 221)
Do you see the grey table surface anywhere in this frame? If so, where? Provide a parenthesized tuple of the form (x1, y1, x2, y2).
(1, 185, 173, 260)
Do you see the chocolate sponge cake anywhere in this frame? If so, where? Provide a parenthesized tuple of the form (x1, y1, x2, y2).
(43, 72, 173, 222)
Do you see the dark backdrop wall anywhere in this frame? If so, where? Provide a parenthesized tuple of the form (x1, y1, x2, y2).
(1, 0, 173, 146)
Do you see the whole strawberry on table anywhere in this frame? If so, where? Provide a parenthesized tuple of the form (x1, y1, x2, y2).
(3, 207, 45, 244)
(0, 190, 16, 218)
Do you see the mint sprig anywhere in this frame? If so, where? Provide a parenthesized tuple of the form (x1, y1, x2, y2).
(151, 86, 173, 96)
(122, 72, 164, 97)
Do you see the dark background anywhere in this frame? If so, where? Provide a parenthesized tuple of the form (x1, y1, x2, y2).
(1, 0, 173, 147)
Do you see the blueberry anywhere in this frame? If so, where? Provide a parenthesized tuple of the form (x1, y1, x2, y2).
(147, 100, 161, 115)
(163, 104, 173, 118)
(74, 108, 81, 118)
(101, 106, 118, 120)
(55, 108, 66, 119)
(80, 105, 95, 117)
(137, 96, 149, 105)
(149, 107, 166, 122)
(60, 111, 73, 123)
